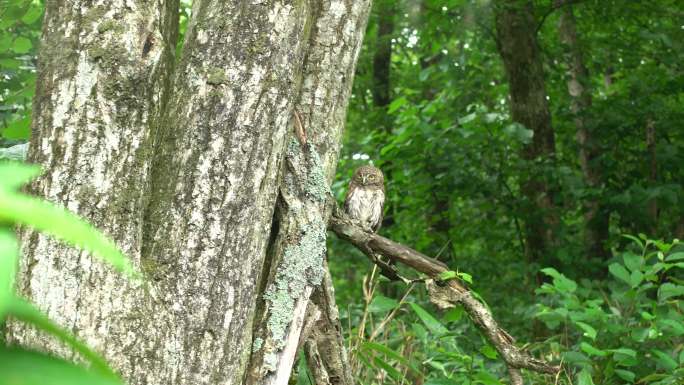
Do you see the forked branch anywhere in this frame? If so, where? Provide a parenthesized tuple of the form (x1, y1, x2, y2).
(328, 206, 560, 380)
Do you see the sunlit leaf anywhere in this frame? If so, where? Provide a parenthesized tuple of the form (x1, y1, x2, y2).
(6, 296, 117, 377)
(575, 321, 597, 340)
(0, 163, 41, 191)
(0, 348, 123, 385)
(12, 36, 32, 53)
(0, 185, 137, 278)
(0, 228, 18, 318)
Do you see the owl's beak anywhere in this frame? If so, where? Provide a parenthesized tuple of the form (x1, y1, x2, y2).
(362, 175, 367, 184)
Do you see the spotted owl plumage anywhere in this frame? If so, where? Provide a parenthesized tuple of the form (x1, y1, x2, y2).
(344, 165, 385, 232)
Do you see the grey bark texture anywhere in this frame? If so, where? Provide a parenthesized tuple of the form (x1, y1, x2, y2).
(11, 1, 177, 383)
(495, 0, 559, 267)
(246, 2, 371, 384)
(10, 1, 371, 385)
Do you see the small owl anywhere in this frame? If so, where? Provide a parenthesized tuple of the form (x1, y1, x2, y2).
(344, 165, 385, 232)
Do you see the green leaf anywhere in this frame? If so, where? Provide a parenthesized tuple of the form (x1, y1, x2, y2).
(614, 369, 635, 383)
(0, 163, 42, 192)
(0, 187, 137, 278)
(443, 306, 463, 323)
(651, 349, 678, 371)
(371, 355, 404, 382)
(296, 351, 312, 385)
(623, 251, 642, 272)
(659, 319, 684, 336)
(0, 228, 18, 318)
(412, 322, 427, 340)
(609, 263, 631, 285)
(409, 302, 448, 335)
(2, 116, 31, 140)
(457, 271, 473, 284)
(629, 270, 643, 288)
(580, 342, 607, 357)
(0, 347, 123, 385)
(387, 97, 407, 114)
(576, 368, 595, 385)
(21, 5, 43, 25)
(607, 348, 637, 358)
(574, 321, 597, 340)
(658, 283, 684, 302)
(362, 341, 422, 376)
(474, 370, 503, 385)
(665, 252, 684, 262)
(12, 37, 32, 53)
(621, 234, 644, 250)
(479, 345, 498, 360)
(609, 348, 637, 366)
(540, 267, 576, 292)
(438, 270, 457, 281)
(368, 295, 399, 313)
(6, 296, 117, 377)
(458, 112, 477, 125)
(562, 351, 591, 365)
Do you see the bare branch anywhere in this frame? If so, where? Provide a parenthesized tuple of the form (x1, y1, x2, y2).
(328, 207, 561, 378)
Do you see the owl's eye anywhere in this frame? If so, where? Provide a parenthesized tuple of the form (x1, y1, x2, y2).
(368, 175, 375, 181)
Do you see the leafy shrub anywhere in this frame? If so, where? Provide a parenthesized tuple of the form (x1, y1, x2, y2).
(534, 236, 684, 385)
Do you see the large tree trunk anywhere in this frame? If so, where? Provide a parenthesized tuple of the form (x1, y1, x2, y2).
(495, 0, 558, 267)
(558, 4, 609, 261)
(10, 1, 371, 385)
(11, 1, 178, 382)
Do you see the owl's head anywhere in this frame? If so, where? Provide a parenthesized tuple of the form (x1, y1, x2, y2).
(352, 165, 384, 187)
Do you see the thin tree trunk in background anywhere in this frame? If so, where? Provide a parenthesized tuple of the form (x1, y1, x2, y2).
(10, 0, 177, 382)
(372, 0, 394, 119)
(558, 5, 609, 261)
(495, 0, 559, 267)
(646, 120, 658, 234)
(11, 1, 371, 385)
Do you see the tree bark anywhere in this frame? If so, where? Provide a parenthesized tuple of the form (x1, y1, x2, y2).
(558, 5, 609, 261)
(11, 1, 371, 385)
(246, 2, 371, 383)
(495, 0, 559, 266)
(11, 1, 177, 382)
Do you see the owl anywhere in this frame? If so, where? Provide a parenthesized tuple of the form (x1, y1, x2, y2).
(344, 165, 385, 232)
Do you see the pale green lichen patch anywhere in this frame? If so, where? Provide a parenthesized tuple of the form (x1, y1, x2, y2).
(206, 67, 227, 85)
(287, 138, 300, 157)
(304, 147, 331, 202)
(264, 352, 278, 372)
(252, 337, 263, 352)
(286, 138, 331, 203)
(97, 20, 124, 34)
(262, 218, 326, 349)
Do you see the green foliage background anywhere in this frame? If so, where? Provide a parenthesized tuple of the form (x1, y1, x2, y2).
(2, 0, 683, 384)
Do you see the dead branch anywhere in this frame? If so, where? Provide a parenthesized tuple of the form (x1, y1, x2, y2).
(328, 206, 560, 379)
